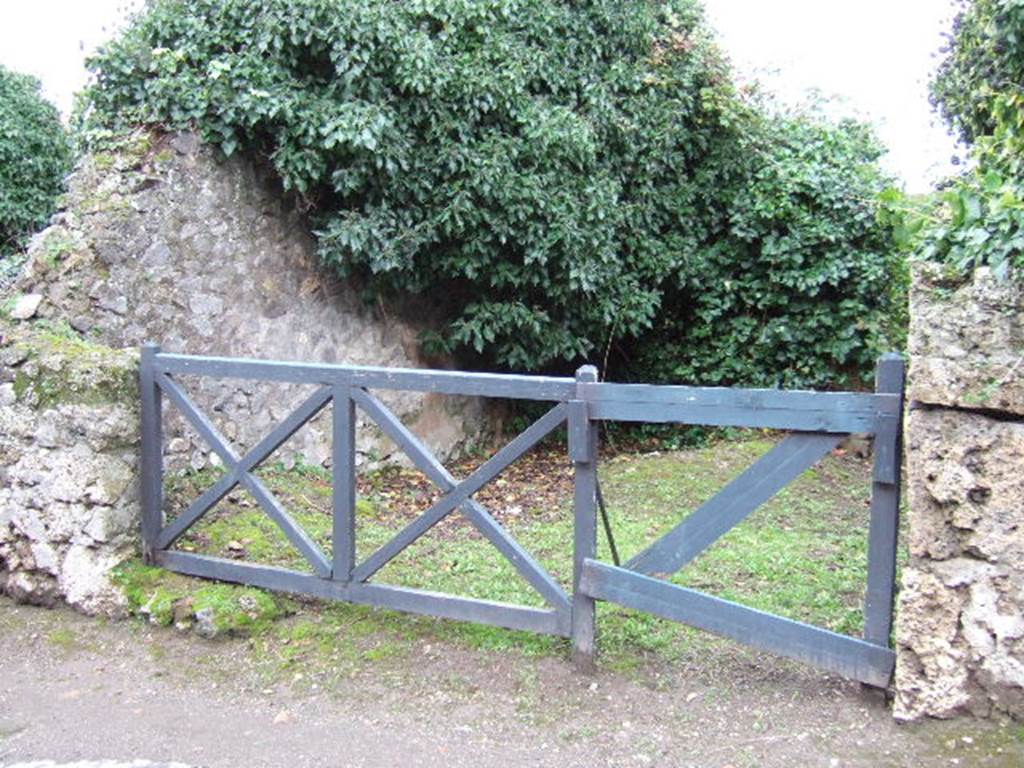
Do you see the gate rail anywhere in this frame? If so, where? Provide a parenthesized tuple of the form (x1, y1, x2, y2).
(139, 345, 904, 687)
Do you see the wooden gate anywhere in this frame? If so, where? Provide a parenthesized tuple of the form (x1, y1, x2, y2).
(139, 345, 578, 637)
(570, 356, 905, 686)
(139, 347, 904, 687)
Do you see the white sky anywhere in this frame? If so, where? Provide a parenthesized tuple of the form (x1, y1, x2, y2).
(0, 0, 958, 192)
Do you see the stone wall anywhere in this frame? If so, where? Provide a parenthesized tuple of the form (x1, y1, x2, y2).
(894, 264, 1024, 721)
(0, 323, 139, 615)
(9, 131, 491, 472)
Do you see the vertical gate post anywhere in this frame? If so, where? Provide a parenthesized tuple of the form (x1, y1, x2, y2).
(332, 385, 356, 580)
(864, 352, 906, 652)
(139, 343, 163, 563)
(570, 365, 599, 670)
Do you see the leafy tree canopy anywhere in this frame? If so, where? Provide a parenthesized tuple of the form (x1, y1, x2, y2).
(79, 0, 900, 386)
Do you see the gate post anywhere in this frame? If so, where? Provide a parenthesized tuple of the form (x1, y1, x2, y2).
(139, 343, 163, 563)
(332, 384, 356, 581)
(864, 352, 906, 652)
(570, 365, 599, 671)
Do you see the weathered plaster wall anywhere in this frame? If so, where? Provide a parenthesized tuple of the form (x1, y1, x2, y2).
(0, 324, 139, 615)
(10, 131, 492, 471)
(894, 264, 1024, 721)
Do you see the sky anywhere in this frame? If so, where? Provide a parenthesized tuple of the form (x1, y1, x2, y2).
(0, 0, 959, 192)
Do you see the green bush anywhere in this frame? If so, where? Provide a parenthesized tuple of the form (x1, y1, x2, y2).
(80, 0, 901, 386)
(931, 0, 1024, 147)
(0, 65, 71, 257)
(628, 104, 902, 388)
(905, 0, 1024, 281)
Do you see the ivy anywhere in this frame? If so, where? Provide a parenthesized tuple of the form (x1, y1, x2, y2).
(79, 0, 901, 386)
(899, 1, 1024, 283)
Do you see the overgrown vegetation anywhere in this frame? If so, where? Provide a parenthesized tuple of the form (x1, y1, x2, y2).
(78, 0, 902, 387)
(0, 65, 71, 260)
(898, 0, 1024, 280)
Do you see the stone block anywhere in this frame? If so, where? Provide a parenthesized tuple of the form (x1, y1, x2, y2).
(0, 323, 139, 617)
(908, 263, 1024, 415)
(895, 406, 1024, 720)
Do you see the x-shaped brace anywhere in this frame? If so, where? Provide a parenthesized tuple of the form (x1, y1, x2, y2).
(349, 388, 571, 611)
(155, 374, 333, 577)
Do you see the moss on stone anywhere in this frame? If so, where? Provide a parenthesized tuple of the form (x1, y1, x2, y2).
(2, 319, 138, 410)
(111, 559, 287, 637)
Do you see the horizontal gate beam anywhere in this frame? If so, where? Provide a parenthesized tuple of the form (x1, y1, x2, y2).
(579, 384, 898, 434)
(352, 388, 571, 611)
(579, 560, 894, 687)
(586, 400, 890, 433)
(154, 353, 576, 401)
(156, 551, 569, 637)
(626, 432, 843, 577)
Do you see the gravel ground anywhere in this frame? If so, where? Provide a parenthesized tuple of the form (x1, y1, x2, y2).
(1, 598, 1021, 768)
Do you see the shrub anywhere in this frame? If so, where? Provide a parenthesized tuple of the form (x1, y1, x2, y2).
(931, 0, 1024, 148)
(626, 104, 903, 388)
(80, 0, 901, 386)
(0, 65, 71, 257)
(907, 0, 1024, 282)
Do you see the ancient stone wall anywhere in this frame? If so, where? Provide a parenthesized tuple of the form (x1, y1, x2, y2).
(0, 323, 139, 615)
(894, 264, 1024, 721)
(10, 131, 491, 471)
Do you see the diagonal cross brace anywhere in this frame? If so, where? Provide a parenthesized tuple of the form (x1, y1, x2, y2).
(155, 374, 333, 577)
(350, 389, 570, 611)
(626, 432, 844, 577)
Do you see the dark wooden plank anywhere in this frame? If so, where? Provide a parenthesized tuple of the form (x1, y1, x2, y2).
(571, 365, 599, 670)
(156, 386, 332, 549)
(154, 353, 575, 401)
(156, 551, 569, 637)
(156, 373, 241, 467)
(139, 344, 163, 560)
(587, 400, 888, 434)
(579, 560, 895, 687)
(332, 386, 357, 581)
(567, 400, 591, 463)
(157, 468, 241, 550)
(458, 505, 572, 613)
(626, 432, 843, 577)
(864, 353, 906, 648)
(580, 382, 898, 413)
(352, 388, 570, 611)
(351, 387, 457, 485)
(351, 402, 567, 583)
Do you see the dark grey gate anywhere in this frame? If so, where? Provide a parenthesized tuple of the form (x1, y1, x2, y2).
(139, 346, 904, 687)
(571, 355, 905, 687)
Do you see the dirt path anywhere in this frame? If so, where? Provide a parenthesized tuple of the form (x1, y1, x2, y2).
(1, 598, 1020, 768)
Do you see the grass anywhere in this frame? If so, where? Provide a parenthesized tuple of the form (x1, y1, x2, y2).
(118, 434, 897, 673)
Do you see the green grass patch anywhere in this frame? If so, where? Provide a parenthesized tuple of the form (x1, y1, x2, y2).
(47, 627, 78, 651)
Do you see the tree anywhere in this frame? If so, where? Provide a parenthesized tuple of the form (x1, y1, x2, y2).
(913, 0, 1024, 281)
(80, 0, 900, 386)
